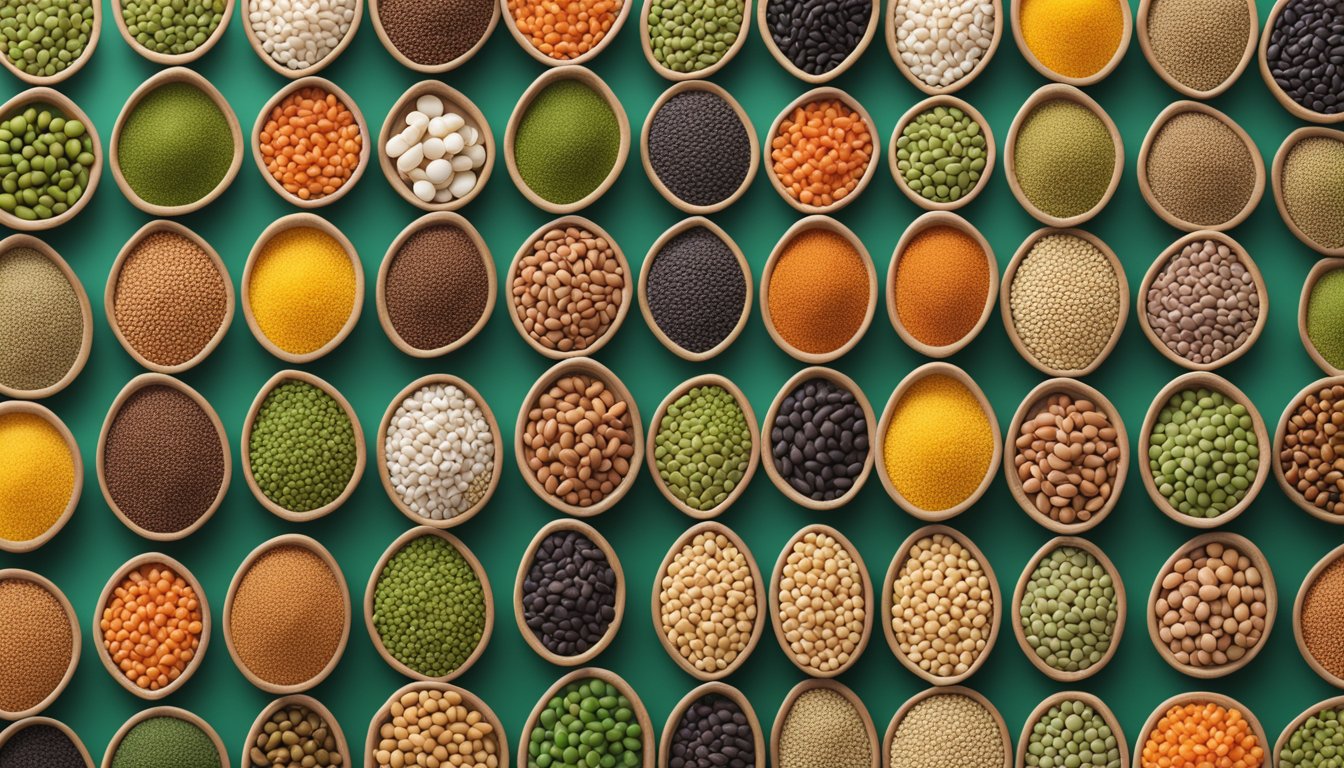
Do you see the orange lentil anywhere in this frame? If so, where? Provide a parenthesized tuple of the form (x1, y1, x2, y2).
(1139, 702, 1265, 768)
(508, 0, 623, 60)
(100, 563, 204, 693)
(770, 98, 873, 208)
(893, 225, 989, 348)
(767, 229, 870, 355)
(257, 86, 363, 201)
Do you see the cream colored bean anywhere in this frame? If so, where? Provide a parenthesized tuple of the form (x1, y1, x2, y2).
(890, 533, 993, 678)
(777, 531, 866, 673)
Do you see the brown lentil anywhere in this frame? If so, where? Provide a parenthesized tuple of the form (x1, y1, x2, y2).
(375, 0, 496, 66)
(371, 688, 498, 768)
(777, 688, 871, 768)
(1154, 539, 1267, 668)
(1145, 111, 1257, 227)
(0, 246, 83, 393)
(0, 577, 73, 714)
(658, 529, 758, 675)
(1280, 383, 1344, 517)
(1145, 238, 1260, 366)
(113, 230, 229, 368)
(1144, 0, 1251, 94)
(383, 224, 491, 353)
(889, 693, 1004, 768)
(889, 532, 993, 679)
(1008, 233, 1121, 372)
(512, 225, 625, 354)
(1013, 392, 1121, 524)
(775, 529, 867, 674)
(521, 372, 636, 509)
(250, 703, 344, 767)
(1301, 553, 1344, 679)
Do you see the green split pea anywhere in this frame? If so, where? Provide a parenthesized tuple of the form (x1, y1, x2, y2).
(1147, 387, 1258, 519)
(372, 534, 486, 678)
(647, 0, 743, 73)
(529, 679, 643, 768)
(0, 0, 94, 78)
(1025, 699, 1121, 768)
(247, 380, 357, 514)
(1280, 707, 1344, 768)
(120, 0, 226, 55)
(0, 104, 92, 221)
(895, 105, 986, 203)
(1019, 546, 1117, 674)
(653, 384, 752, 512)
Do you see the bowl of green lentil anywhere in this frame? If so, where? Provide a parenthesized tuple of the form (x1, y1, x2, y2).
(0, 88, 102, 231)
(1272, 376, 1344, 523)
(1014, 691, 1128, 768)
(0, 0, 100, 86)
(773, 679, 879, 768)
(518, 667, 655, 768)
(0, 401, 83, 554)
(242, 694, 350, 768)
(1275, 695, 1344, 768)
(516, 518, 626, 667)
(769, 523, 875, 677)
(658, 682, 765, 768)
(1273, 127, 1344, 257)
(882, 685, 1010, 768)
(646, 374, 760, 519)
(0, 717, 95, 768)
(1136, 0, 1256, 100)
(640, 81, 759, 215)
(0, 568, 80, 718)
(368, 681, 508, 768)
(1300, 261, 1344, 375)
(0, 234, 93, 400)
(111, 0, 233, 64)
(377, 81, 495, 212)
(640, 0, 751, 80)
(101, 706, 230, 768)
(889, 95, 995, 212)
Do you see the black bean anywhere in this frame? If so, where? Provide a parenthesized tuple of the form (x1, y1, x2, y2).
(669, 694, 756, 768)
(0, 724, 85, 768)
(647, 91, 753, 208)
(645, 227, 747, 355)
(1269, 0, 1344, 114)
(521, 530, 618, 657)
(771, 377, 867, 501)
(765, 0, 870, 75)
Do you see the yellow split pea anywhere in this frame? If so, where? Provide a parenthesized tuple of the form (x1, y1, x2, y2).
(248, 227, 357, 356)
(883, 375, 993, 512)
(0, 413, 75, 544)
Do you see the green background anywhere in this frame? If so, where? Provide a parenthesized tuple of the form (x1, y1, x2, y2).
(2, 0, 1340, 762)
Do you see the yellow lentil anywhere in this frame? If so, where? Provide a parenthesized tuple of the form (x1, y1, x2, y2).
(0, 413, 75, 543)
(883, 374, 993, 512)
(1020, 0, 1124, 80)
(248, 227, 356, 356)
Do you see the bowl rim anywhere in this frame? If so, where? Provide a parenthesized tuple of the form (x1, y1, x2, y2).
(1130, 691, 1268, 768)
(1300, 265, 1344, 376)
(0, 717, 94, 768)
(1274, 694, 1344, 763)
(110, 0, 233, 64)
(1273, 127, 1344, 256)
(500, 0, 631, 66)
(1009, 0, 1131, 86)
(1013, 691, 1129, 768)
(1293, 542, 1344, 685)
(1258, 0, 1344, 124)
(1273, 375, 1344, 522)
(368, 0, 497, 72)
(0, 0, 100, 86)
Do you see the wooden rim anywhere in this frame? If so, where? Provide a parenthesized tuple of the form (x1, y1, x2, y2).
(756, 0, 879, 83)
(1275, 376, 1344, 522)
(516, 668, 654, 768)
(1014, 692, 1128, 768)
(514, 518, 626, 666)
(1137, 101, 1266, 232)
(1136, 0, 1257, 99)
(0, 569, 79, 718)
(1273, 127, 1344, 256)
(251, 77, 370, 209)
(91, 552, 211, 700)
(111, 0, 233, 63)
(768, 523, 875, 677)
(637, 216, 752, 362)
(369, 0, 496, 71)
(874, 362, 1002, 521)
(514, 358, 644, 517)
(882, 685, 1009, 768)
(0, 0, 100, 85)
(377, 81, 495, 212)
(1275, 694, 1344, 764)
(774, 679, 879, 768)
(1009, 0, 1130, 85)
(506, 215, 633, 359)
(763, 88, 879, 215)
(1011, 536, 1127, 682)
(652, 521, 766, 680)
(639, 0, 752, 80)
(1003, 378, 1129, 533)
(241, 0, 362, 77)
(1294, 542, 1344, 686)
(640, 81, 759, 214)
(1259, 0, 1344, 124)
(222, 534, 351, 694)
(1137, 230, 1268, 371)
(364, 527, 495, 682)
(658, 682, 765, 768)
(0, 717, 94, 768)
(102, 707, 230, 768)
(1000, 227, 1129, 377)
(1138, 371, 1270, 527)
(501, 0, 630, 66)
(1131, 692, 1267, 768)
(881, 524, 1001, 686)
(886, 212, 998, 357)
(1300, 260, 1344, 375)
(367, 681, 509, 768)
(0, 234, 92, 398)
(646, 375, 760, 519)
(243, 694, 351, 768)
(0, 88, 103, 230)
(884, 0, 1002, 94)
(888, 95, 997, 212)
(0, 402, 81, 553)
(240, 370, 366, 522)
(96, 373, 231, 541)
(104, 220, 234, 374)
(760, 366, 877, 510)
(1003, 85, 1124, 227)
(109, 67, 243, 216)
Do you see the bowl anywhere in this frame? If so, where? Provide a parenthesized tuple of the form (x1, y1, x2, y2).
(1301, 263, 1344, 375)
(0, 717, 93, 767)
(111, 0, 233, 64)
(377, 81, 495, 212)
(251, 77, 370, 209)
(640, 0, 752, 80)
(1274, 375, 1344, 522)
(1136, 0, 1256, 98)
(242, 694, 350, 768)
(101, 707, 229, 768)
(0, 1, 100, 86)
(368, 681, 508, 768)
(757, 0, 878, 83)
(1294, 542, 1344, 686)
(883, 685, 1009, 768)
(0, 569, 79, 718)
(658, 682, 764, 768)
(884, 0, 1001, 94)
(774, 679, 878, 768)
(1275, 695, 1344, 765)
(241, 0, 361, 77)
(886, 212, 998, 358)
(0, 402, 81, 553)
(1259, 0, 1344, 124)
(1273, 127, 1344, 256)
(1010, 0, 1130, 85)
(368, 0, 496, 72)
(0, 234, 91, 398)
(0, 88, 102, 231)
(517, 668, 654, 768)
(889, 95, 996, 212)
(1131, 692, 1267, 768)
(501, 0, 630, 66)
(515, 518, 625, 666)
(768, 523, 874, 678)
(641, 81, 758, 214)
(763, 88, 879, 215)
(646, 374, 760, 519)
(1014, 692, 1128, 768)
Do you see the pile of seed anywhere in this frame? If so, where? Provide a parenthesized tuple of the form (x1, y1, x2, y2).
(667, 693, 754, 768)
(120, 0, 225, 55)
(100, 562, 205, 692)
(373, 688, 498, 768)
(891, 0, 995, 88)
(248, 702, 342, 767)
(372, 534, 486, 678)
(383, 223, 490, 353)
(1008, 233, 1121, 372)
(1268, 0, 1344, 115)
(0, 412, 75, 545)
(889, 532, 994, 680)
(647, 90, 752, 208)
(1300, 552, 1344, 679)
(1148, 387, 1259, 519)
(375, 0, 494, 66)
(528, 678, 644, 768)
(109, 716, 221, 768)
(659, 528, 758, 675)
(894, 105, 988, 204)
(1012, 392, 1121, 525)
(0, 103, 94, 222)
(1145, 111, 1257, 227)
(0, 723, 86, 768)
(0, 246, 83, 394)
(1024, 699, 1122, 768)
(1280, 383, 1344, 517)
(1154, 539, 1268, 669)
(644, 226, 746, 355)
(521, 528, 618, 658)
(1019, 545, 1119, 674)
(250, 0, 356, 71)
(647, 0, 745, 73)
(1145, 0, 1250, 93)
(512, 224, 625, 354)
(0, 0, 94, 79)
(1307, 269, 1344, 369)
(776, 528, 867, 673)
(766, 229, 871, 355)
(103, 384, 225, 535)
(1145, 239, 1260, 366)
(1280, 706, 1344, 768)
(113, 230, 229, 368)
(1281, 135, 1344, 250)
(888, 693, 1004, 768)
(1012, 99, 1115, 220)
(654, 384, 752, 513)
(520, 372, 637, 510)
(892, 225, 990, 349)
(0, 577, 72, 715)
(513, 80, 621, 206)
(248, 380, 358, 515)
(770, 377, 868, 502)
(384, 382, 495, 522)
(117, 81, 235, 209)
(778, 688, 870, 768)
(883, 374, 995, 513)
(765, 0, 871, 76)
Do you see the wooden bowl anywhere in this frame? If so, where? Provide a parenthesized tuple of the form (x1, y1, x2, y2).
(1294, 542, 1344, 686)
(1015, 692, 1128, 768)
(1010, 0, 1130, 86)
(0, 1, 100, 86)
(0, 88, 102, 231)
(240, 370, 366, 523)
(368, 681, 508, 768)
(1004, 85, 1124, 227)
(1137, 0, 1256, 99)
(768, 523, 875, 678)
(515, 518, 625, 667)
(652, 521, 766, 680)
(0, 234, 91, 398)
(251, 77, 370, 209)
(0, 717, 93, 767)
(773, 679, 879, 768)
(0, 402, 81, 553)
(757, 0, 879, 83)
(223, 534, 350, 695)
(658, 682, 765, 768)
(637, 216, 752, 362)
(515, 357, 643, 517)
(1131, 692, 1268, 768)
(369, 0, 495, 72)
(640, 81, 758, 214)
(0, 569, 79, 718)
(91, 552, 211, 700)
(506, 215, 632, 359)
(105, 220, 233, 374)
(640, 0, 751, 80)
(1137, 230, 1268, 371)
(1274, 376, 1344, 522)
(1259, 0, 1344, 124)
(378, 81, 495, 212)
(760, 366, 877, 510)
(883, 685, 1010, 768)
(241, 0, 361, 77)
(96, 373, 231, 541)
(1003, 378, 1129, 533)
(884, 0, 1001, 94)
(109, 68, 243, 217)
(646, 375, 760, 519)
(760, 216, 878, 363)
(1273, 127, 1344, 256)
(241, 213, 364, 364)
(888, 96, 996, 212)
(1301, 261, 1344, 375)
(365, 526, 494, 682)
(111, 0, 232, 64)
(504, 66, 630, 214)
(376, 374, 503, 529)
(500, 0, 630, 66)
(1011, 536, 1126, 682)
(376, 212, 496, 357)
(102, 707, 230, 768)
(1000, 227, 1128, 377)
(881, 525, 1001, 686)
(243, 694, 351, 768)
(1138, 371, 1270, 527)
(1276, 695, 1344, 766)
(1137, 101, 1265, 232)
(517, 668, 654, 768)
(886, 212, 997, 357)
(874, 362, 1001, 521)
(763, 88, 879, 215)
(1147, 532, 1275, 679)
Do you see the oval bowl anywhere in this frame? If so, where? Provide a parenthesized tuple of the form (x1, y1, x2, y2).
(883, 685, 1010, 768)
(0, 717, 94, 767)
(1273, 127, 1344, 256)
(367, 681, 508, 768)
(1294, 542, 1344, 686)
(517, 668, 654, 768)
(0, 88, 103, 231)
(378, 81, 495, 212)
(1276, 694, 1344, 766)
(641, 81, 758, 215)
(1259, 0, 1344, 124)
(1137, 0, 1257, 99)
(889, 95, 996, 212)
(0, 0, 100, 86)
(640, 0, 752, 80)
(885, 0, 1002, 94)
(763, 88, 879, 215)
(0, 569, 79, 718)
(1010, 0, 1130, 86)
(757, 0, 878, 83)
(1131, 692, 1267, 768)
(658, 682, 764, 768)
(1275, 375, 1344, 522)
(1012, 536, 1126, 682)
(111, 0, 232, 64)
(241, 0, 362, 77)
(242, 694, 351, 768)
(774, 679, 879, 768)
(368, 0, 496, 72)
(1301, 261, 1344, 375)
(886, 212, 998, 358)
(101, 707, 230, 768)
(1015, 691, 1127, 768)
(646, 374, 760, 519)
(768, 523, 875, 678)
(501, 0, 630, 66)
(515, 518, 625, 667)
(0, 402, 82, 553)
(0, 234, 92, 398)
(251, 76, 370, 209)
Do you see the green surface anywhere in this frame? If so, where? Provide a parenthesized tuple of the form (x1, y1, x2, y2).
(0, 1, 1337, 763)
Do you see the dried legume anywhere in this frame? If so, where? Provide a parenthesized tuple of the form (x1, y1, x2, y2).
(1013, 392, 1120, 525)
(644, 225, 746, 355)
(109, 716, 221, 768)
(117, 82, 235, 209)
(513, 80, 620, 206)
(1012, 100, 1115, 220)
(1279, 706, 1344, 768)
(770, 99, 872, 209)
(248, 225, 356, 357)
(1145, 110, 1257, 228)
(890, 532, 994, 679)
(891, 0, 994, 88)
(100, 562, 204, 693)
(249, 703, 343, 767)
(521, 371, 637, 509)
(892, 224, 989, 349)
(1148, 386, 1259, 519)
(1138, 701, 1264, 768)
(248, 379, 358, 515)
(647, 0, 744, 73)
(1024, 699, 1121, 768)
(0, 245, 83, 393)
(654, 384, 752, 513)
(0, 577, 72, 714)
(1145, 0, 1250, 93)
(385, 94, 486, 205)
(1019, 545, 1119, 674)
(1267, 0, 1344, 116)
(385, 382, 495, 522)
(509, 0, 624, 60)
(0, 411, 74, 545)
(372, 534, 486, 677)
(250, 0, 356, 71)
(668, 693, 754, 768)
(659, 529, 758, 674)
(647, 89, 751, 208)
(770, 377, 869, 502)
(112, 230, 228, 369)
(1280, 383, 1344, 516)
(258, 86, 362, 202)
(882, 373, 994, 512)
(1282, 135, 1344, 250)
(888, 693, 1004, 768)
(776, 528, 867, 673)
(767, 229, 870, 356)
(120, 0, 225, 55)
(895, 105, 987, 204)
(1154, 539, 1267, 669)
(1008, 233, 1121, 372)
(764, 0, 871, 76)
(0, 0, 93, 79)
(522, 528, 617, 658)
(0, 102, 93, 221)
(383, 223, 490, 352)
(1146, 239, 1260, 366)
(511, 224, 625, 354)
(527, 678, 644, 768)
(373, 688, 498, 768)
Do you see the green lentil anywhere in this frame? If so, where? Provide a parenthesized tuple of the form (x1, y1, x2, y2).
(1024, 698, 1122, 768)
(116, 81, 234, 208)
(647, 0, 744, 73)
(513, 80, 620, 206)
(1147, 387, 1259, 519)
(895, 105, 988, 203)
(120, 0, 225, 56)
(1018, 546, 1119, 674)
(1012, 99, 1115, 220)
(527, 678, 644, 768)
(653, 384, 752, 513)
(1280, 707, 1344, 768)
(371, 534, 486, 678)
(109, 716, 221, 768)
(0, 0, 94, 79)
(0, 102, 92, 221)
(1307, 268, 1344, 369)
(247, 379, 357, 514)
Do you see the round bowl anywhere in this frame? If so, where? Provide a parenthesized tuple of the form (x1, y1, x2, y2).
(1259, 0, 1344, 124)
(0, 402, 82, 553)
(1131, 692, 1267, 768)
(0, 569, 79, 718)
(641, 80, 758, 215)
(369, 0, 495, 72)
(1294, 542, 1344, 686)
(0, 717, 93, 767)
(1136, 0, 1256, 98)
(884, 0, 1002, 94)
(0, 88, 103, 231)
(646, 374, 760, 519)
(517, 668, 654, 768)
(242, 694, 351, 768)
(1300, 261, 1344, 375)
(640, 0, 752, 80)
(0, 234, 91, 399)
(501, 0, 630, 66)
(888, 95, 996, 212)
(1273, 127, 1344, 256)
(1010, 0, 1131, 86)
(774, 679, 878, 768)
(111, 0, 233, 64)
(377, 81, 495, 212)
(1274, 375, 1344, 522)
(368, 681, 508, 768)
(1014, 692, 1128, 768)
(757, 0, 879, 83)
(251, 76, 370, 209)
(763, 88, 879, 215)
(883, 685, 1010, 768)
(241, 0, 362, 77)
(515, 518, 625, 666)
(768, 523, 875, 678)
(886, 212, 998, 358)
(1275, 694, 1344, 766)
(658, 682, 764, 768)
(0, 0, 100, 86)
(101, 707, 229, 768)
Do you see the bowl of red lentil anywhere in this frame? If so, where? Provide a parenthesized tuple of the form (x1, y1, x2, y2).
(501, 0, 631, 66)
(768, 523, 875, 677)
(773, 679, 879, 768)
(0, 401, 83, 554)
(889, 95, 996, 212)
(378, 81, 495, 212)
(886, 212, 998, 358)
(0, 234, 93, 400)
(0, 569, 80, 719)
(1132, 692, 1267, 768)
(764, 88, 878, 215)
(251, 77, 369, 209)
(1294, 542, 1344, 687)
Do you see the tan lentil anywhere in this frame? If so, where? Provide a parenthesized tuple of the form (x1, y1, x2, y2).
(0, 578, 73, 714)
(1013, 392, 1121, 524)
(372, 688, 498, 768)
(1145, 111, 1257, 227)
(776, 529, 867, 674)
(1145, 0, 1251, 93)
(658, 530, 758, 675)
(1154, 539, 1267, 668)
(1300, 554, 1344, 679)
(778, 688, 871, 768)
(521, 372, 636, 510)
(890, 532, 993, 679)
(1008, 233, 1121, 372)
(889, 693, 1004, 768)
(113, 231, 229, 368)
(511, 226, 625, 354)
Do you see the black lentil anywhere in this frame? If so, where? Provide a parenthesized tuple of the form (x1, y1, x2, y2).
(765, 0, 871, 76)
(771, 377, 868, 502)
(1267, 0, 1344, 116)
(668, 694, 756, 768)
(646, 227, 747, 355)
(522, 529, 618, 658)
(647, 90, 752, 208)
(0, 724, 85, 768)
